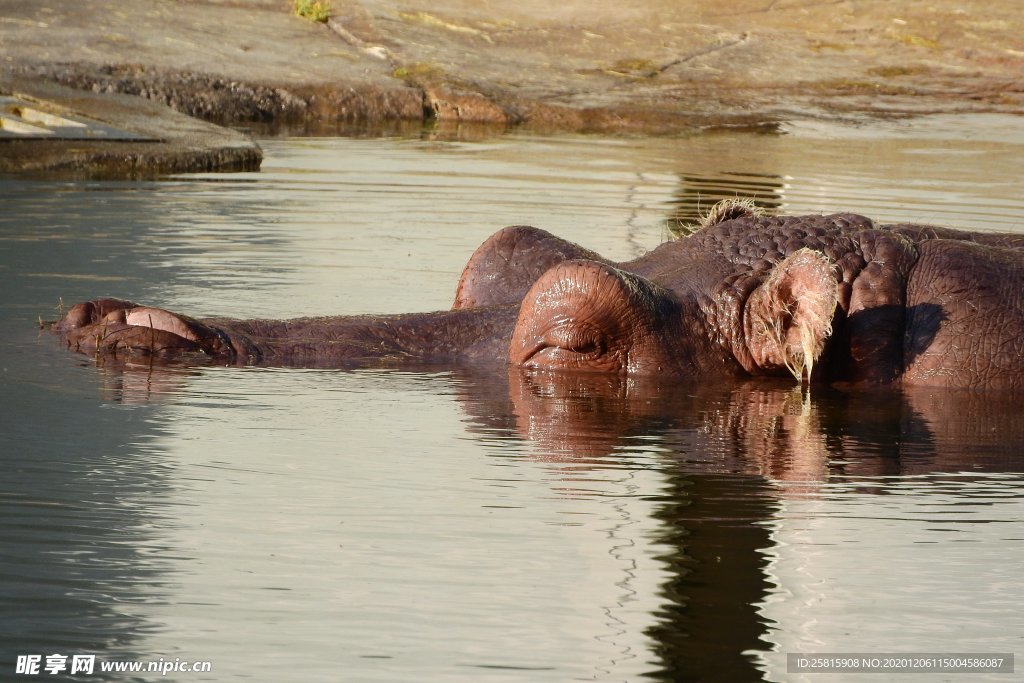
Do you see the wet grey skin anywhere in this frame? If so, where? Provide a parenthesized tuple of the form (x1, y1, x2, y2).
(52, 202, 1024, 391)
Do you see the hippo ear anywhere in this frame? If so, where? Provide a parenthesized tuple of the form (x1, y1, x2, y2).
(744, 249, 839, 382)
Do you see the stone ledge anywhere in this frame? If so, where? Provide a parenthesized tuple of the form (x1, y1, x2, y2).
(0, 76, 262, 177)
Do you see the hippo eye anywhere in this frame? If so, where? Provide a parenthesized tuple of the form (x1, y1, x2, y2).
(546, 323, 605, 357)
(518, 321, 623, 372)
(511, 259, 680, 376)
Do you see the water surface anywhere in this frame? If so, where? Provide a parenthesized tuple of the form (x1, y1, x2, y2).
(2, 117, 1024, 681)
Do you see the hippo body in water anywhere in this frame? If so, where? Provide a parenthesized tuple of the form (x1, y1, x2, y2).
(53, 204, 1024, 391)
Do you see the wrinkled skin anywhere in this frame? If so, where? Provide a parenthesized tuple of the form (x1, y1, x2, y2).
(52, 207, 1024, 390)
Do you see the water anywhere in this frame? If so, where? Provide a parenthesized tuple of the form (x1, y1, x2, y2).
(2, 116, 1024, 681)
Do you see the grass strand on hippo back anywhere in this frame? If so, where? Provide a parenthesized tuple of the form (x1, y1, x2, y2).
(50, 199, 1024, 392)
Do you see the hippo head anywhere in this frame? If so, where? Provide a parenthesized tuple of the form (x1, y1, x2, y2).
(509, 249, 840, 382)
(51, 205, 1024, 391)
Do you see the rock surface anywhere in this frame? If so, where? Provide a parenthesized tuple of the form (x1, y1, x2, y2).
(0, 76, 262, 176)
(1, 0, 1022, 173)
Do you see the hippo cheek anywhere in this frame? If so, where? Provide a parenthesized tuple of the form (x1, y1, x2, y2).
(126, 307, 202, 342)
(123, 306, 236, 355)
(509, 260, 682, 375)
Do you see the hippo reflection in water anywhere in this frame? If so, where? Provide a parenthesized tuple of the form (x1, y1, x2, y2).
(53, 201, 1024, 391)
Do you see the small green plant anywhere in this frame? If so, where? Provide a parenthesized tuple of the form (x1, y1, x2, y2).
(392, 62, 445, 86)
(886, 29, 938, 50)
(293, 0, 331, 23)
(610, 58, 656, 74)
(867, 65, 925, 78)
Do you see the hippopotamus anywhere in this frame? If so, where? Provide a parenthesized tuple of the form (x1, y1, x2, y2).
(52, 202, 1024, 390)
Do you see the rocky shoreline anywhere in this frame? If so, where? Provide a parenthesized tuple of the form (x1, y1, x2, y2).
(2, 0, 1022, 175)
